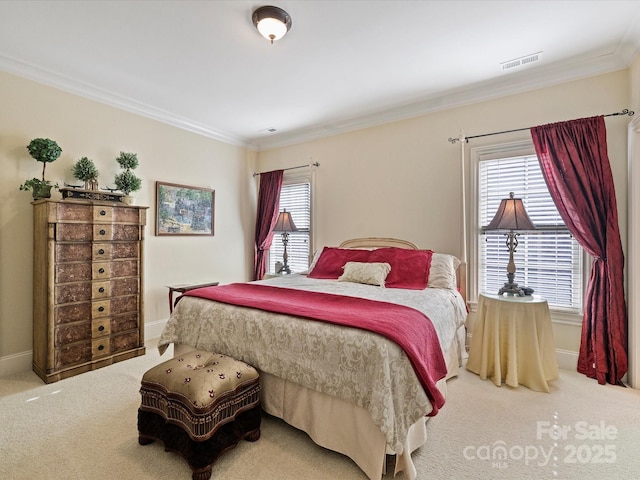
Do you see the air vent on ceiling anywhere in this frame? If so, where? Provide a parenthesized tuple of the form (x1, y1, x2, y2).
(500, 51, 542, 71)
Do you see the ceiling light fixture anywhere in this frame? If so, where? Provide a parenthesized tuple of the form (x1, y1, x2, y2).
(252, 5, 292, 44)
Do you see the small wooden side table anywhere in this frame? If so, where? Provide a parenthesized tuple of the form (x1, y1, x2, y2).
(466, 293, 558, 393)
(166, 282, 219, 313)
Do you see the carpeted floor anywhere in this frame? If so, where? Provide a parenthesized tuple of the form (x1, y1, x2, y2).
(1, 341, 639, 480)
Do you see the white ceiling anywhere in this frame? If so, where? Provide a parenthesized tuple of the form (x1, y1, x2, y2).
(1, 1, 640, 151)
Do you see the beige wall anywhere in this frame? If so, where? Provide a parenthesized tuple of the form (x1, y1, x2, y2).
(0, 71, 257, 370)
(630, 54, 640, 110)
(256, 70, 632, 367)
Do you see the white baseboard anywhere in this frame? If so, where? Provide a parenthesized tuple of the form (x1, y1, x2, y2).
(0, 350, 32, 377)
(556, 348, 579, 372)
(0, 318, 170, 378)
(145, 317, 169, 342)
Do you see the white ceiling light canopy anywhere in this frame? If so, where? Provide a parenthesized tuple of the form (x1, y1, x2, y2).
(252, 5, 292, 44)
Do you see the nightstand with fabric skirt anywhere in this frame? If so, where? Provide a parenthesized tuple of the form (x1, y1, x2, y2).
(466, 293, 559, 393)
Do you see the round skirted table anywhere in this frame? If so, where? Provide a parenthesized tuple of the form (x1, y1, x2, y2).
(466, 293, 559, 393)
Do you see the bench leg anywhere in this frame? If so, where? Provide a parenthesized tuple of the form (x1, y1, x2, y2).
(138, 435, 154, 446)
(192, 468, 212, 480)
(244, 428, 261, 442)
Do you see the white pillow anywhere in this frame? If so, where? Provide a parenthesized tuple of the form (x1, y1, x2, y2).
(428, 253, 460, 290)
(298, 249, 322, 274)
(338, 262, 391, 287)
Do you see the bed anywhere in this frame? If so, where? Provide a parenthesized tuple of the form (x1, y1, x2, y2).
(158, 238, 467, 480)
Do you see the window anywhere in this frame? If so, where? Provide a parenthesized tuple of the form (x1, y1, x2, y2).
(475, 144, 583, 313)
(268, 175, 312, 274)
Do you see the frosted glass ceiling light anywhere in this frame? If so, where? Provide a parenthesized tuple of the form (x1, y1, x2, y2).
(252, 5, 292, 44)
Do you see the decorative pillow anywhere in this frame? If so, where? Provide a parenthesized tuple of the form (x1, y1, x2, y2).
(338, 262, 391, 287)
(308, 247, 371, 279)
(427, 253, 460, 290)
(368, 247, 433, 290)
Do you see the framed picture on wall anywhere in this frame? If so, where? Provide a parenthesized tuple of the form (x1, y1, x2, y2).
(155, 181, 215, 236)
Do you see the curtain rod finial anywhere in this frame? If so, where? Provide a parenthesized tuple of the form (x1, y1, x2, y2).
(448, 130, 467, 144)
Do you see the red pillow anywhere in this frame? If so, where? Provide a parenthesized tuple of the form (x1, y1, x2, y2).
(369, 247, 433, 290)
(308, 247, 372, 279)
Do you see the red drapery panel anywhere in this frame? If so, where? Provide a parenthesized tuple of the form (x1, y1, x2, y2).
(530, 116, 627, 385)
(253, 170, 284, 281)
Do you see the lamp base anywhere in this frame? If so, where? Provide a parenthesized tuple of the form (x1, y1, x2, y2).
(278, 231, 292, 274)
(498, 282, 534, 297)
(497, 270, 534, 297)
(276, 264, 291, 274)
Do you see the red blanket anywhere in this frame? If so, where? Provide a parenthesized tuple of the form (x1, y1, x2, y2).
(184, 283, 448, 415)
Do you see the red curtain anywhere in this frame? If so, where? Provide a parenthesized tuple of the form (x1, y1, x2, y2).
(253, 170, 284, 281)
(530, 116, 627, 385)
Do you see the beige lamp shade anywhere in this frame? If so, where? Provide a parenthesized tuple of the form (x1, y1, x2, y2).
(486, 192, 536, 231)
(274, 209, 298, 232)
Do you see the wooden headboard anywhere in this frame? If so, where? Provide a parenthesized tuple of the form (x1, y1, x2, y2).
(338, 237, 419, 250)
(337, 237, 467, 303)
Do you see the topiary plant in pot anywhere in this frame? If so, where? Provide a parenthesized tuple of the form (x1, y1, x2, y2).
(114, 151, 141, 204)
(72, 156, 99, 190)
(19, 138, 62, 199)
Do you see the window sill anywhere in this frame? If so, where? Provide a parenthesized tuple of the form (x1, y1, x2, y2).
(549, 309, 583, 326)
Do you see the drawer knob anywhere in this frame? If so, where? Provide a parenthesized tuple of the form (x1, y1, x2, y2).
(98, 287, 105, 293)
(98, 325, 105, 332)
(98, 344, 105, 351)
(100, 210, 106, 216)
(99, 229, 106, 235)
(99, 268, 105, 274)
(98, 248, 105, 255)
(98, 306, 105, 312)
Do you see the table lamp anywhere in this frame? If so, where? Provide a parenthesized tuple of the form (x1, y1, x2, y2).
(273, 209, 297, 274)
(485, 192, 536, 296)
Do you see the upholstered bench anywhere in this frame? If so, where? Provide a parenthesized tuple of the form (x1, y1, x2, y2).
(138, 350, 261, 480)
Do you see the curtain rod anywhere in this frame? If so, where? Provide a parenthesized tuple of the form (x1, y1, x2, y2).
(253, 162, 319, 177)
(447, 109, 635, 144)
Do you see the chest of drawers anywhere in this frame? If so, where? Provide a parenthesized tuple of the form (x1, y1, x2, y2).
(32, 199, 148, 383)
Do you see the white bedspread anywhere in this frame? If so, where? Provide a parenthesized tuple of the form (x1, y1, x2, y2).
(158, 275, 467, 454)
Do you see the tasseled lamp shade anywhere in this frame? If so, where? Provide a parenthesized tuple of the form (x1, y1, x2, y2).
(274, 210, 298, 232)
(486, 192, 536, 232)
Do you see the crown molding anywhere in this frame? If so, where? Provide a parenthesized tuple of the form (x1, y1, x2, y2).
(1, 50, 632, 153)
(254, 52, 631, 151)
(0, 53, 251, 148)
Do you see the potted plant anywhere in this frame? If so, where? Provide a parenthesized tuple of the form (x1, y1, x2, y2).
(19, 138, 62, 199)
(72, 156, 99, 190)
(19, 178, 59, 199)
(114, 151, 142, 204)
